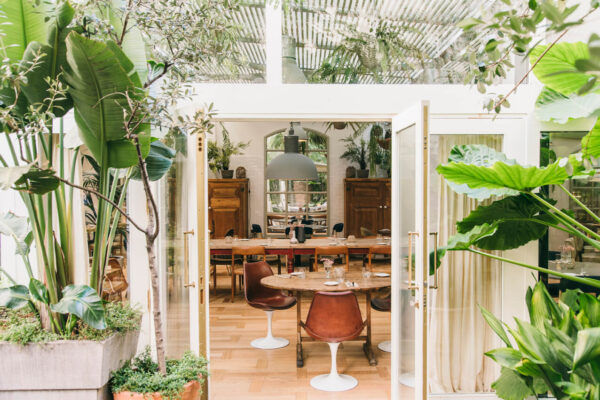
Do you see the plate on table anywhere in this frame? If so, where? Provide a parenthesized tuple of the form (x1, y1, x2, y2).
(374, 272, 390, 277)
(323, 281, 339, 286)
(376, 242, 387, 245)
(239, 238, 250, 241)
(290, 272, 303, 276)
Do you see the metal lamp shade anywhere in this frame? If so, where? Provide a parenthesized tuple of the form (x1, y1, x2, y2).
(266, 133, 318, 180)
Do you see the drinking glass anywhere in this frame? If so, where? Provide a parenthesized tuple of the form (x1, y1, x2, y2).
(362, 266, 372, 279)
(233, 235, 239, 242)
(324, 264, 332, 278)
(333, 267, 345, 283)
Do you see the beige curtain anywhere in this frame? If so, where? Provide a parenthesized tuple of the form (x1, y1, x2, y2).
(428, 135, 502, 393)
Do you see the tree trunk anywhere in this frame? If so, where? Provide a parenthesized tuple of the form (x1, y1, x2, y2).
(147, 233, 167, 374)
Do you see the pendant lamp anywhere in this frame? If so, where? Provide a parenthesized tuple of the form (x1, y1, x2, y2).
(265, 123, 318, 180)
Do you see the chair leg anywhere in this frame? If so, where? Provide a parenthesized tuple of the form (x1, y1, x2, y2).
(310, 342, 358, 392)
(277, 256, 281, 275)
(231, 270, 235, 302)
(213, 266, 217, 295)
(250, 310, 289, 349)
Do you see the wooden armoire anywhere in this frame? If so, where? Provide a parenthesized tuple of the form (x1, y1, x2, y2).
(208, 179, 249, 238)
(344, 178, 391, 237)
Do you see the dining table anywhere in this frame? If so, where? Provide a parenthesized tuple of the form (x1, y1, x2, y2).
(209, 237, 391, 273)
(261, 271, 391, 368)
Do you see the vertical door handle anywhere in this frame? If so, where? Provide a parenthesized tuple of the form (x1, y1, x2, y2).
(407, 232, 419, 290)
(183, 230, 195, 289)
(429, 232, 439, 289)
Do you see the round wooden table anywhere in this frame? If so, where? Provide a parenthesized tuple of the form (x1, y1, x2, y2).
(261, 271, 391, 367)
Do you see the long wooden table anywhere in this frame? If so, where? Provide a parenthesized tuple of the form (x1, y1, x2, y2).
(261, 271, 391, 367)
(210, 237, 389, 273)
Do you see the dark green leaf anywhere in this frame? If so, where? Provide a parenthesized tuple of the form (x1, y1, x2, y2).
(14, 168, 60, 194)
(50, 284, 106, 329)
(131, 141, 176, 181)
(445, 223, 498, 251)
(0, 285, 30, 309)
(28, 278, 49, 305)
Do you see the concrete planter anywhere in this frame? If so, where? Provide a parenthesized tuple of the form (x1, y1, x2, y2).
(0, 330, 139, 400)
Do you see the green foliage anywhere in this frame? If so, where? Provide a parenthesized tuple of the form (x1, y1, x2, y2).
(51, 285, 106, 330)
(0, 302, 140, 344)
(131, 141, 176, 181)
(481, 282, 600, 400)
(110, 348, 208, 399)
(535, 86, 600, 123)
(207, 125, 249, 173)
(582, 118, 600, 158)
(0, 0, 49, 63)
(341, 135, 368, 170)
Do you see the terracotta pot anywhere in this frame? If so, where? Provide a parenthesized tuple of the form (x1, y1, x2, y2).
(114, 381, 200, 400)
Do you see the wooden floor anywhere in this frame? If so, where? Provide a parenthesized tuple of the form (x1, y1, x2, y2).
(208, 260, 392, 400)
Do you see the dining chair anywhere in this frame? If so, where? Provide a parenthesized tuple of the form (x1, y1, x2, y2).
(301, 291, 365, 391)
(243, 261, 297, 349)
(371, 294, 391, 352)
(313, 246, 349, 272)
(332, 223, 344, 236)
(367, 245, 391, 272)
(231, 246, 265, 301)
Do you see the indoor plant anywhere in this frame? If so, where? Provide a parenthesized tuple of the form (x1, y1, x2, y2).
(341, 135, 369, 178)
(207, 124, 249, 178)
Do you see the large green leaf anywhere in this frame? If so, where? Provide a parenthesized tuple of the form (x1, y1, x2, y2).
(530, 42, 593, 96)
(132, 141, 176, 181)
(50, 284, 106, 329)
(0, 0, 48, 62)
(491, 367, 534, 400)
(528, 281, 561, 330)
(535, 86, 600, 123)
(0, 211, 28, 242)
(0, 285, 30, 309)
(28, 278, 49, 305)
(479, 304, 513, 348)
(573, 328, 600, 369)
(19, 2, 77, 117)
(437, 160, 569, 194)
(14, 167, 60, 194)
(581, 118, 600, 158)
(579, 293, 600, 328)
(446, 223, 499, 251)
(65, 32, 149, 169)
(457, 194, 552, 250)
(444, 144, 518, 200)
(515, 319, 568, 375)
(485, 348, 522, 369)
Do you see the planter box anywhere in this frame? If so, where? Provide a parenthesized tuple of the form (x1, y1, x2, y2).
(0, 330, 139, 400)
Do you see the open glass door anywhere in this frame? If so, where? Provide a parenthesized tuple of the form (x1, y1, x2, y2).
(159, 131, 202, 360)
(391, 101, 429, 400)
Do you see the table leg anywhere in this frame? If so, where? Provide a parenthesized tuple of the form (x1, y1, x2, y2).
(296, 291, 304, 367)
(363, 291, 377, 366)
(287, 250, 294, 273)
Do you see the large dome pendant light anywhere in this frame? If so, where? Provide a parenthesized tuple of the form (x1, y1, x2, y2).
(265, 123, 318, 180)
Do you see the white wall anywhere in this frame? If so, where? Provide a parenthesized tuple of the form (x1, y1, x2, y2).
(210, 121, 374, 233)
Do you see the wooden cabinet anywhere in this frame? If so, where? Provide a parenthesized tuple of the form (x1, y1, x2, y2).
(208, 179, 248, 239)
(344, 178, 391, 237)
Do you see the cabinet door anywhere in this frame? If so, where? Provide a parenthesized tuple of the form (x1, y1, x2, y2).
(347, 181, 381, 236)
(380, 181, 392, 231)
(209, 184, 242, 238)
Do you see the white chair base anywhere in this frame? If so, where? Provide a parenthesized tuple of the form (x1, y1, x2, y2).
(250, 310, 289, 350)
(378, 340, 391, 353)
(310, 342, 358, 392)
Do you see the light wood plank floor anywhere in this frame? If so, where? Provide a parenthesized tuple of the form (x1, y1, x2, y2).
(209, 260, 392, 400)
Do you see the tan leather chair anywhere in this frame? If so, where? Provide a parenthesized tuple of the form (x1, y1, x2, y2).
(244, 261, 296, 349)
(231, 246, 265, 301)
(367, 245, 391, 272)
(302, 291, 365, 391)
(313, 246, 349, 272)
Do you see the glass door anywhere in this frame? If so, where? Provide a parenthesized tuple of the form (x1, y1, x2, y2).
(391, 101, 430, 400)
(159, 131, 201, 358)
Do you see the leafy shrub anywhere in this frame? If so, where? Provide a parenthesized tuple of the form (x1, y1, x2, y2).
(0, 302, 141, 344)
(482, 281, 600, 400)
(110, 348, 208, 399)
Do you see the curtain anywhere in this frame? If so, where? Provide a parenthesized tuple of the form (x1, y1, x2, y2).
(427, 135, 502, 393)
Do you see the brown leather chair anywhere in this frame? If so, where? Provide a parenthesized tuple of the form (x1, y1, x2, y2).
(231, 246, 265, 301)
(302, 291, 365, 391)
(371, 294, 391, 352)
(313, 246, 349, 272)
(367, 245, 391, 272)
(244, 261, 296, 349)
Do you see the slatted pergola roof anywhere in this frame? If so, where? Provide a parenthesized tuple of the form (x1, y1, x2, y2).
(198, 0, 495, 83)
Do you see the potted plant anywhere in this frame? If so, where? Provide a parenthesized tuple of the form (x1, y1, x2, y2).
(110, 348, 207, 400)
(341, 135, 369, 177)
(208, 124, 249, 178)
(0, 0, 239, 398)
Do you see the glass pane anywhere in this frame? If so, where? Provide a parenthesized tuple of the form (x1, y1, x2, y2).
(396, 124, 416, 397)
(267, 192, 286, 213)
(159, 144, 191, 358)
(427, 134, 503, 395)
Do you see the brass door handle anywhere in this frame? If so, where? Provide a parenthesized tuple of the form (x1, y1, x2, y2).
(184, 230, 195, 289)
(407, 232, 419, 290)
(429, 232, 439, 289)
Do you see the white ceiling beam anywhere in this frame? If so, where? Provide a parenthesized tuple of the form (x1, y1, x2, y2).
(265, 2, 282, 85)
